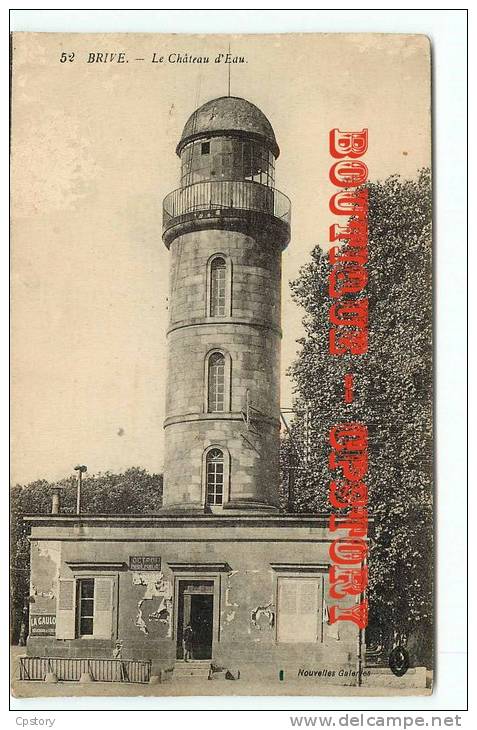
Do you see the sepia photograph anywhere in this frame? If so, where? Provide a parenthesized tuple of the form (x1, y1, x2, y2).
(10, 29, 434, 699)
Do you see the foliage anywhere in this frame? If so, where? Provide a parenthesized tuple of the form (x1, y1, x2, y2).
(280, 170, 432, 663)
(10, 467, 163, 643)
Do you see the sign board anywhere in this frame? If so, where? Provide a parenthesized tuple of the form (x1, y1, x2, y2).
(30, 614, 56, 636)
(129, 556, 161, 571)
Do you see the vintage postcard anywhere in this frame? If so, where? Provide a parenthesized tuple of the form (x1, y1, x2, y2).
(10, 32, 432, 697)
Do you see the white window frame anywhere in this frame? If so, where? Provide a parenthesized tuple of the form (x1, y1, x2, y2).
(205, 448, 225, 506)
(201, 445, 231, 509)
(204, 349, 232, 413)
(206, 253, 232, 318)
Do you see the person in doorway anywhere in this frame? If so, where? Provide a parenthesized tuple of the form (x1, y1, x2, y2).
(183, 622, 193, 662)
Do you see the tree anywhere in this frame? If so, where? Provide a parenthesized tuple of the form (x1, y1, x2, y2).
(280, 170, 432, 666)
(10, 467, 163, 644)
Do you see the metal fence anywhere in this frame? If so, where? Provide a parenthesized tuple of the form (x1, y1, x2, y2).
(163, 179, 291, 231)
(19, 656, 151, 683)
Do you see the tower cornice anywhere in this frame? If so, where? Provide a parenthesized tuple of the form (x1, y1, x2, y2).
(166, 317, 282, 338)
(163, 411, 280, 430)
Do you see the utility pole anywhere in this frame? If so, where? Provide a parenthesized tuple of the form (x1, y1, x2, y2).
(74, 465, 87, 515)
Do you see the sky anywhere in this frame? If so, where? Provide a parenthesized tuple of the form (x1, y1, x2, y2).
(11, 32, 430, 484)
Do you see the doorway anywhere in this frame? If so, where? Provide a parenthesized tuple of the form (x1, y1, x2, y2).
(176, 580, 214, 660)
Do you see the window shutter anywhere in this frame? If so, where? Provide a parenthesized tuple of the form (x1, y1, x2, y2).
(56, 579, 76, 639)
(298, 579, 320, 642)
(93, 577, 114, 639)
(277, 578, 320, 644)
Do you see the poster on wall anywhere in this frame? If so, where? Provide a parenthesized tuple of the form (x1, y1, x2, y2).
(29, 615, 56, 637)
(11, 29, 434, 698)
(129, 556, 162, 572)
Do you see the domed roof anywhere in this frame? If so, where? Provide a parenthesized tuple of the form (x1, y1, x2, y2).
(177, 96, 279, 157)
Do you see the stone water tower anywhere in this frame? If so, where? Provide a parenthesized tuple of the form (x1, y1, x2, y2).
(162, 96, 290, 513)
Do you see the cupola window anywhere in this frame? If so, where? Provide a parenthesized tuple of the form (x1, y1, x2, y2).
(242, 141, 275, 187)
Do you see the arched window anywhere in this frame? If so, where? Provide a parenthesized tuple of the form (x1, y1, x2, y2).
(208, 352, 225, 412)
(210, 257, 226, 316)
(206, 449, 224, 506)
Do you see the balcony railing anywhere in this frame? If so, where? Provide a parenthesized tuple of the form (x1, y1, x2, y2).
(163, 180, 291, 235)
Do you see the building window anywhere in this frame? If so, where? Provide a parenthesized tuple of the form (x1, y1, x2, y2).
(77, 578, 95, 636)
(210, 257, 226, 316)
(204, 349, 231, 414)
(206, 253, 231, 319)
(202, 444, 230, 507)
(208, 352, 225, 412)
(206, 449, 224, 505)
(180, 140, 211, 186)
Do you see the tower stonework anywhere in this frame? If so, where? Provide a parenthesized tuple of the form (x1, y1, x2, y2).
(162, 97, 291, 513)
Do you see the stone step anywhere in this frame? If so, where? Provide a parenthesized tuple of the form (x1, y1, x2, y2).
(174, 667, 210, 674)
(175, 659, 211, 667)
(174, 666, 210, 674)
(174, 661, 211, 679)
